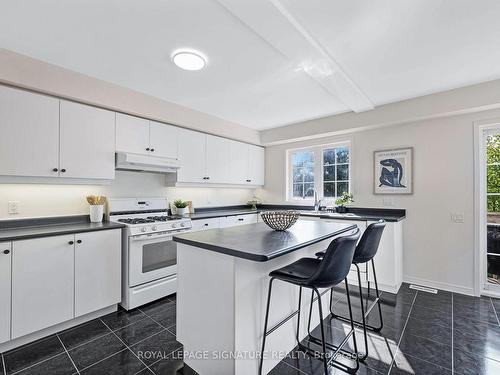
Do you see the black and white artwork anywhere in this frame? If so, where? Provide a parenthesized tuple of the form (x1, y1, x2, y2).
(374, 148, 413, 194)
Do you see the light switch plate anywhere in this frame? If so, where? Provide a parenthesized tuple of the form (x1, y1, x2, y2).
(8, 201, 20, 215)
(450, 213, 464, 223)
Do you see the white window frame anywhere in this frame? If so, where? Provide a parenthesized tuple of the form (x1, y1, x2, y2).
(286, 141, 351, 203)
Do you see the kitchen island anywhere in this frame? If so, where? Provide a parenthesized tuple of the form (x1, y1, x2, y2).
(173, 219, 356, 375)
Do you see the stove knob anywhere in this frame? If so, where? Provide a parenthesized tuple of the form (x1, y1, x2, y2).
(141, 227, 147, 233)
(152, 226, 158, 231)
(180, 222, 186, 227)
(172, 223, 178, 228)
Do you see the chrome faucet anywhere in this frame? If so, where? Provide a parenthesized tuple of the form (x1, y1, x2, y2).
(314, 190, 321, 212)
(304, 188, 321, 211)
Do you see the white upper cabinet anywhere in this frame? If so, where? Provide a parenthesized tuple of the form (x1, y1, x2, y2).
(60, 101, 115, 179)
(248, 145, 265, 186)
(116, 113, 150, 155)
(149, 121, 178, 159)
(206, 135, 230, 183)
(0, 242, 11, 344)
(177, 128, 207, 183)
(0, 85, 59, 177)
(229, 140, 249, 184)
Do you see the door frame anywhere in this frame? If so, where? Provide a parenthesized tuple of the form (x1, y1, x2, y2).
(474, 119, 500, 297)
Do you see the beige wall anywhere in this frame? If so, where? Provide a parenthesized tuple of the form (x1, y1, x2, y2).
(258, 108, 500, 294)
(0, 171, 256, 219)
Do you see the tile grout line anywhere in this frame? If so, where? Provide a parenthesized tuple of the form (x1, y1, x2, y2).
(280, 360, 308, 374)
(386, 290, 418, 375)
(75, 348, 130, 373)
(56, 334, 80, 374)
(451, 293, 454, 375)
(8, 350, 68, 375)
(138, 308, 171, 331)
(490, 297, 500, 326)
(99, 318, 155, 374)
(2, 353, 6, 375)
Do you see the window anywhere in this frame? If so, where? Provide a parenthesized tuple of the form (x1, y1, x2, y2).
(288, 143, 350, 201)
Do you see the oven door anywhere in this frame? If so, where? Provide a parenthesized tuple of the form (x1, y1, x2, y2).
(128, 232, 177, 287)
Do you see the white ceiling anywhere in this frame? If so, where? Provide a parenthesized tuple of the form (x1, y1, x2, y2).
(1, 0, 500, 130)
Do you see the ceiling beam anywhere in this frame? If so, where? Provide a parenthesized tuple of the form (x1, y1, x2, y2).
(216, 0, 374, 113)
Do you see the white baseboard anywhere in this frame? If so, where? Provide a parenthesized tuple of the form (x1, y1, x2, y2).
(403, 276, 475, 296)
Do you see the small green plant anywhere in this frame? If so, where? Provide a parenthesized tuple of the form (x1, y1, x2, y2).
(173, 199, 189, 208)
(335, 192, 354, 207)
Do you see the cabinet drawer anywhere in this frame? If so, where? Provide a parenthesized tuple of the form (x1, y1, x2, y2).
(191, 218, 221, 232)
(222, 214, 258, 227)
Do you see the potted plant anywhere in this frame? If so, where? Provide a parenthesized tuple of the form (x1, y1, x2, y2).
(335, 192, 354, 214)
(174, 199, 189, 216)
(86, 195, 106, 223)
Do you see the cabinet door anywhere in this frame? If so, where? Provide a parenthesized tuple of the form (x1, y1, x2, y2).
(75, 230, 121, 317)
(248, 145, 265, 185)
(149, 121, 178, 159)
(177, 128, 207, 183)
(206, 135, 230, 183)
(12, 235, 75, 339)
(60, 101, 116, 179)
(116, 113, 150, 155)
(228, 140, 249, 184)
(0, 86, 59, 177)
(0, 242, 11, 344)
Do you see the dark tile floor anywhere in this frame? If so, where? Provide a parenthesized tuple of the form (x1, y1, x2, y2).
(1, 284, 499, 374)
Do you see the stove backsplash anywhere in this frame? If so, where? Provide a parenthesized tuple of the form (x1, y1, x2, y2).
(0, 170, 257, 219)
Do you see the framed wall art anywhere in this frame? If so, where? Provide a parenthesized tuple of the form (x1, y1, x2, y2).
(374, 147, 413, 194)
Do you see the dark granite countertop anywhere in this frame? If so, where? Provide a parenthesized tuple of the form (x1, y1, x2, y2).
(0, 215, 125, 242)
(173, 219, 357, 261)
(186, 205, 406, 222)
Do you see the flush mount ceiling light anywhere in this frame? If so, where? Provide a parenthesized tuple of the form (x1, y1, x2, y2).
(172, 49, 207, 71)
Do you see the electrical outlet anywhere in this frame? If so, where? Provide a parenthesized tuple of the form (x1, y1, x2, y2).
(382, 197, 394, 207)
(450, 213, 464, 223)
(8, 201, 20, 215)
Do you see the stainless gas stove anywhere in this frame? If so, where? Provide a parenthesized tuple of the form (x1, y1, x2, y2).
(108, 197, 192, 310)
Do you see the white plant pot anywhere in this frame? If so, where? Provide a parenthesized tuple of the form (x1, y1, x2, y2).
(89, 205, 104, 223)
(176, 207, 189, 216)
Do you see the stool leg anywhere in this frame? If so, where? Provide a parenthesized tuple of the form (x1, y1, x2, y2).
(259, 277, 275, 375)
(296, 287, 302, 345)
(314, 287, 329, 375)
(307, 289, 314, 336)
(355, 263, 369, 361)
(344, 280, 360, 372)
(372, 259, 384, 331)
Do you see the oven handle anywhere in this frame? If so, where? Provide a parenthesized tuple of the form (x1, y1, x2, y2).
(130, 232, 176, 241)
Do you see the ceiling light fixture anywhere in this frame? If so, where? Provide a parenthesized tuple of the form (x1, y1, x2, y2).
(172, 49, 207, 71)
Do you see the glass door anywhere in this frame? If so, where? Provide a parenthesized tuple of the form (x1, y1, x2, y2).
(485, 131, 500, 293)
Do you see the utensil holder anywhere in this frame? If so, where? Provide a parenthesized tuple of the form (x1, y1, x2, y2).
(90, 205, 104, 223)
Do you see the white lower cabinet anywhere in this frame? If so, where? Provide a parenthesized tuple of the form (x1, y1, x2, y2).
(220, 214, 258, 228)
(0, 242, 11, 344)
(8, 229, 122, 341)
(191, 218, 221, 232)
(12, 235, 75, 339)
(75, 230, 121, 317)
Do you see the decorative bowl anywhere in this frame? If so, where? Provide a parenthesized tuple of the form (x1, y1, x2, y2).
(260, 210, 300, 231)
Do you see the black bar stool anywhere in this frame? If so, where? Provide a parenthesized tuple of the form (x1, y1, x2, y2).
(314, 220, 386, 361)
(259, 228, 361, 375)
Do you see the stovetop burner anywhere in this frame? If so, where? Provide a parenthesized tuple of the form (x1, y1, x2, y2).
(118, 218, 156, 224)
(146, 215, 183, 221)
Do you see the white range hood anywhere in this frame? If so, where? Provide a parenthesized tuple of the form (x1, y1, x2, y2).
(115, 152, 180, 174)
